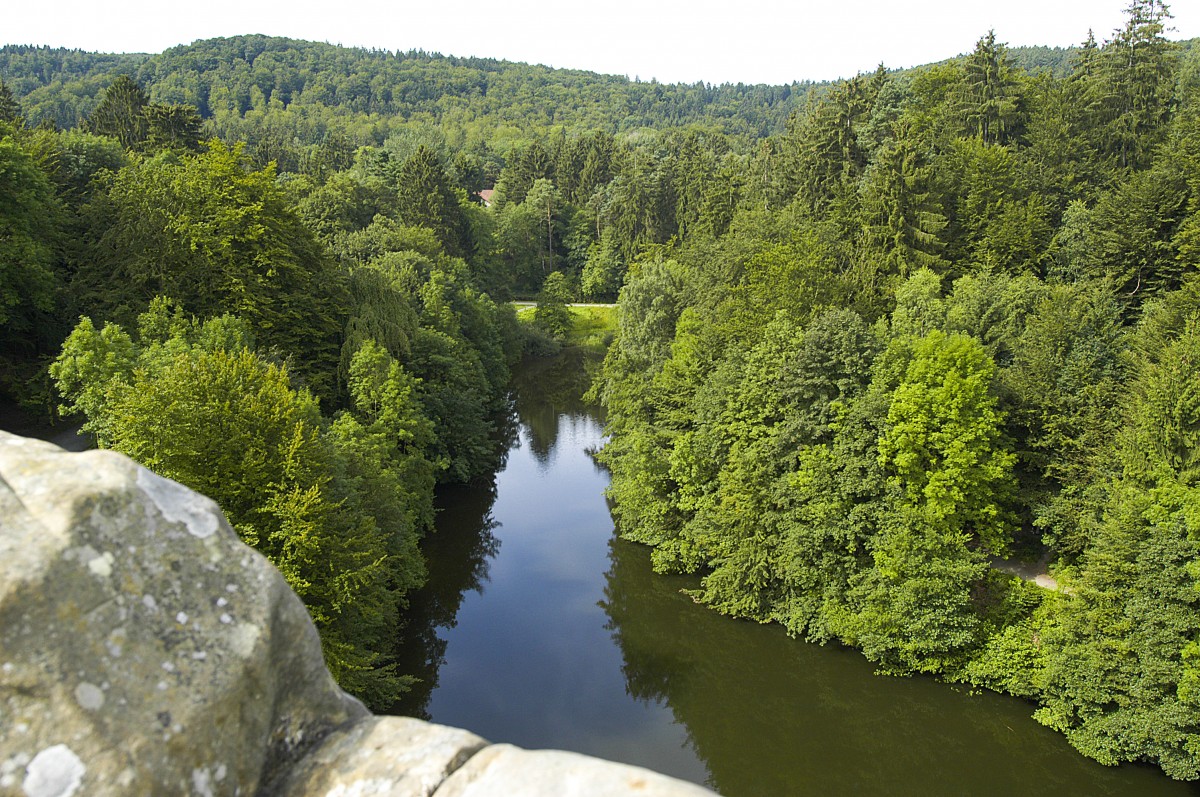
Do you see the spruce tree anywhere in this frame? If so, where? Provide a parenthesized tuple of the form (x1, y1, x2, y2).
(0, 79, 22, 125)
(86, 74, 149, 149)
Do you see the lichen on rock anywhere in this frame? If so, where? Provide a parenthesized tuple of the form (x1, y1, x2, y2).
(0, 432, 366, 795)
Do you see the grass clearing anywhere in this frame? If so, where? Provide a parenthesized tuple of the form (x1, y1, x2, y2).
(513, 302, 616, 350)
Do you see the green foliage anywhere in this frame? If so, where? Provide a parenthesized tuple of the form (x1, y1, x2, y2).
(533, 271, 573, 338)
(48, 316, 136, 441)
(877, 330, 1016, 551)
(2, 37, 819, 142)
(142, 102, 202, 153)
(679, 309, 881, 636)
(50, 306, 437, 708)
(964, 573, 1049, 699)
(840, 503, 989, 676)
(958, 31, 1023, 145)
(393, 144, 468, 257)
(84, 75, 148, 148)
(74, 140, 346, 396)
(1003, 282, 1126, 554)
(402, 261, 516, 482)
(0, 79, 22, 124)
(943, 138, 1052, 274)
(1094, 0, 1177, 170)
(588, 33, 1199, 767)
(859, 132, 948, 276)
(12, 9, 1200, 778)
(47, 129, 128, 208)
(1087, 160, 1190, 305)
(1036, 476, 1200, 778)
(0, 131, 62, 365)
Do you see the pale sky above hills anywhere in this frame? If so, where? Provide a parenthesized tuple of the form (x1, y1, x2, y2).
(5, 0, 1197, 85)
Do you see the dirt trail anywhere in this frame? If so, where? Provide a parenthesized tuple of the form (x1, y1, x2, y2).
(990, 552, 1060, 591)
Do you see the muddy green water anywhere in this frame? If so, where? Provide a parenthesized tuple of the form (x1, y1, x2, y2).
(391, 350, 1198, 796)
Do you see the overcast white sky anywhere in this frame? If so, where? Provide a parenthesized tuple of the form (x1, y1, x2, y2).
(5, 1, 1197, 85)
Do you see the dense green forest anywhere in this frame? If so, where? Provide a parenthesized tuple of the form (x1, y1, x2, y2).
(0, 36, 820, 154)
(1, 0, 1199, 778)
(590, 2, 1200, 780)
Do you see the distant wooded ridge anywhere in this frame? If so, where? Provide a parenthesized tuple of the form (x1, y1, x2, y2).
(5, 35, 1192, 139)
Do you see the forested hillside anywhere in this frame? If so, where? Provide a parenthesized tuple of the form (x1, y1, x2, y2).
(591, 2, 1200, 780)
(2, 0, 1199, 777)
(0, 36, 817, 148)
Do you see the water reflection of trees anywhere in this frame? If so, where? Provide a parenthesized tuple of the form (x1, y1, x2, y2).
(388, 349, 602, 718)
(389, 480, 502, 719)
(599, 538, 1177, 797)
(512, 348, 604, 464)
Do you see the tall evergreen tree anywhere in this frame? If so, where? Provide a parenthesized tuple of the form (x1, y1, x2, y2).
(143, 103, 203, 152)
(394, 145, 468, 258)
(1098, 0, 1177, 169)
(859, 130, 948, 276)
(85, 74, 149, 149)
(787, 74, 873, 211)
(0, 79, 23, 125)
(959, 30, 1022, 145)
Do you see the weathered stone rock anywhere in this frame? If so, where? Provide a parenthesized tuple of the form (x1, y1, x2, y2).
(266, 717, 487, 797)
(433, 745, 717, 797)
(0, 433, 716, 796)
(0, 432, 367, 796)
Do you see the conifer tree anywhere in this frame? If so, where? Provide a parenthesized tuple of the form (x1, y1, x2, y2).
(85, 74, 149, 149)
(959, 30, 1022, 145)
(1098, 0, 1177, 169)
(395, 144, 468, 257)
(859, 130, 948, 276)
(0, 79, 22, 125)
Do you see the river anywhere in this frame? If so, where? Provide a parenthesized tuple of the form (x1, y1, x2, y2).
(390, 349, 1198, 796)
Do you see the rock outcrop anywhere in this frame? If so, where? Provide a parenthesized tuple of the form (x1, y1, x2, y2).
(0, 432, 714, 797)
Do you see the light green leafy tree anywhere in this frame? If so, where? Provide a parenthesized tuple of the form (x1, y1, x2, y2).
(51, 302, 433, 708)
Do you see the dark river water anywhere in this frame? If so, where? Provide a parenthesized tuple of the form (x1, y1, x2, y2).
(391, 350, 1198, 797)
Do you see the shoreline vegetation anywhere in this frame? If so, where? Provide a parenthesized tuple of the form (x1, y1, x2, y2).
(1, 0, 1198, 780)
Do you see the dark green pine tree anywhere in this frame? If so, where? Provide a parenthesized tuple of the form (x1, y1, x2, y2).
(1074, 28, 1101, 80)
(1098, 0, 1177, 170)
(576, 132, 616, 204)
(143, 103, 203, 153)
(787, 74, 873, 213)
(395, 145, 468, 257)
(859, 129, 948, 276)
(0, 79, 23, 125)
(959, 30, 1022, 145)
(497, 140, 555, 205)
(86, 74, 149, 149)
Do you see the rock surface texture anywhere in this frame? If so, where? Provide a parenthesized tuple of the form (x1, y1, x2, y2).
(0, 432, 714, 797)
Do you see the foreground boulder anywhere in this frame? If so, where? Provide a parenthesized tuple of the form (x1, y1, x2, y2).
(0, 433, 713, 796)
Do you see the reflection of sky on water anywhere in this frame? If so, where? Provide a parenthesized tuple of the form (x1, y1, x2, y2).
(425, 413, 710, 784)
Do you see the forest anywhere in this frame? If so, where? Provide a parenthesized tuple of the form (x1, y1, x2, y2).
(1, 0, 1198, 779)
